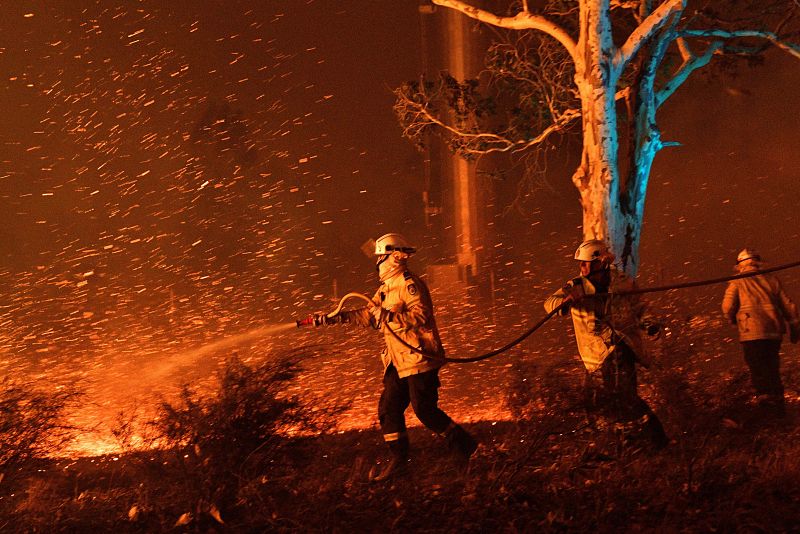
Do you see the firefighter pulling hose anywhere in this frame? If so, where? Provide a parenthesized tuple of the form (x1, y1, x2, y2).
(297, 291, 562, 363)
(544, 240, 669, 448)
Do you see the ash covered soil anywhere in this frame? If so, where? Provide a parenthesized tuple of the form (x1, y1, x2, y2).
(4, 280, 800, 531)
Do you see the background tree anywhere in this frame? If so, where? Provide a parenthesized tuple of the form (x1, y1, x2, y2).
(395, 0, 800, 275)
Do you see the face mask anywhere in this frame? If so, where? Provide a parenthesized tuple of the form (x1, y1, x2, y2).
(377, 253, 405, 281)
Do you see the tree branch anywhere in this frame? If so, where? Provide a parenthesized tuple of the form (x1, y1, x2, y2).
(482, 109, 581, 155)
(395, 84, 631, 157)
(395, 88, 581, 155)
(432, 0, 578, 65)
(656, 40, 723, 107)
(676, 37, 692, 61)
(656, 27, 800, 108)
(615, 0, 686, 70)
(680, 29, 800, 59)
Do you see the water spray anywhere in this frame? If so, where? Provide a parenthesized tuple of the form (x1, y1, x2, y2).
(147, 322, 299, 381)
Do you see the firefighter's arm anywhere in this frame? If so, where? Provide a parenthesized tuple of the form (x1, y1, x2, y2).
(618, 274, 659, 336)
(545, 280, 581, 315)
(389, 300, 429, 329)
(637, 307, 662, 338)
(332, 291, 382, 328)
(775, 279, 799, 322)
(629, 290, 661, 337)
(616, 272, 647, 318)
(721, 282, 739, 324)
(383, 280, 430, 329)
(335, 307, 374, 327)
(774, 279, 800, 342)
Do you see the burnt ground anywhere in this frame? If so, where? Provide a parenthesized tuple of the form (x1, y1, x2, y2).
(3, 289, 800, 531)
(3, 357, 800, 532)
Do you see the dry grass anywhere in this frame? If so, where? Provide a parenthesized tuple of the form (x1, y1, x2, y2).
(2, 340, 800, 531)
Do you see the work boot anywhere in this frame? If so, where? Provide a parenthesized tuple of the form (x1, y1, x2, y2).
(444, 424, 478, 465)
(368, 438, 409, 482)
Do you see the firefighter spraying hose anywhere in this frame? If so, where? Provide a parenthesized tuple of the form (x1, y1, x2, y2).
(296, 233, 477, 482)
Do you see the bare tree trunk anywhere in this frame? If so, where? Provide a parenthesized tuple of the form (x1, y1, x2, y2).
(620, 14, 676, 276)
(572, 0, 634, 273)
(621, 80, 660, 277)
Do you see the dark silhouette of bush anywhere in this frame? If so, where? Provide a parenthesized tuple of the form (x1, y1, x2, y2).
(0, 378, 79, 481)
(148, 352, 345, 527)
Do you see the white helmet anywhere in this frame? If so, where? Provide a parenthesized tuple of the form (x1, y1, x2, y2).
(574, 239, 609, 262)
(374, 233, 416, 256)
(736, 248, 761, 264)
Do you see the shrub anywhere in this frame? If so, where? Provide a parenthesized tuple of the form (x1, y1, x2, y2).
(0, 378, 79, 479)
(148, 352, 344, 527)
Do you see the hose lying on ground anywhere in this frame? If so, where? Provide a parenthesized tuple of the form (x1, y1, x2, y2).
(329, 260, 800, 364)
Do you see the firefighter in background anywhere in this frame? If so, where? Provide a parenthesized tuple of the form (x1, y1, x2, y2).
(314, 233, 477, 481)
(545, 239, 669, 449)
(722, 249, 800, 416)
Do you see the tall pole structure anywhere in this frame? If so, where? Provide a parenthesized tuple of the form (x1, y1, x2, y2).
(418, 1, 488, 288)
(444, 8, 481, 280)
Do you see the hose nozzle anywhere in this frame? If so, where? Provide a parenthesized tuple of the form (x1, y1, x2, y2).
(296, 293, 374, 329)
(296, 315, 315, 328)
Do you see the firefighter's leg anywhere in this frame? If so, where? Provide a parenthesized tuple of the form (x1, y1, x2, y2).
(371, 364, 410, 481)
(743, 340, 785, 415)
(743, 340, 777, 396)
(440, 422, 478, 465)
(600, 353, 628, 450)
(764, 340, 786, 415)
(610, 347, 669, 449)
(582, 369, 608, 433)
(408, 369, 477, 462)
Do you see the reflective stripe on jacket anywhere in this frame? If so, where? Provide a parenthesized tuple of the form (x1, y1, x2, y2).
(722, 267, 800, 342)
(544, 268, 647, 373)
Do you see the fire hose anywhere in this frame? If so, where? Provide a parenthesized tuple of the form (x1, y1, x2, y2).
(297, 291, 562, 364)
(297, 259, 800, 364)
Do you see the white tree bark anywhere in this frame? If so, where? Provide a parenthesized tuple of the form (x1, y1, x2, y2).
(431, 0, 798, 276)
(431, 0, 685, 275)
(572, 0, 622, 253)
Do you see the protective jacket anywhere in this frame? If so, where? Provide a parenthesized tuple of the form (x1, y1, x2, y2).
(545, 267, 648, 373)
(344, 270, 444, 378)
(722, 266, 800, 342)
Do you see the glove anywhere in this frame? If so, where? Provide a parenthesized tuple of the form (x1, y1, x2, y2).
(563, 283, 585, 304)
(790, 323, 800, 344)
